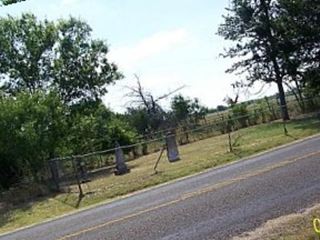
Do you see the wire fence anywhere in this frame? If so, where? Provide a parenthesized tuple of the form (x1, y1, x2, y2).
(1, 95, 319, 202)
(42, 95, 320, 195)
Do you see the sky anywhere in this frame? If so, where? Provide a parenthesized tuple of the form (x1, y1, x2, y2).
(0, 0, 278, 112)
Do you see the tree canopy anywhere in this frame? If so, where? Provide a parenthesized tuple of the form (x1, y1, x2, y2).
(0, 15, 131, 189)
(171, 94, 208, 125)
(0, 14, 122, 104)
(218, 0, 320, 119)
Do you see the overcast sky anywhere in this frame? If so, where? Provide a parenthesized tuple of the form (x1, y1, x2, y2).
(0, 0, 278, 112)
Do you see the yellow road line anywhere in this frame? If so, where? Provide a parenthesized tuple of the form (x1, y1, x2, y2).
(58, 150, 320, 240)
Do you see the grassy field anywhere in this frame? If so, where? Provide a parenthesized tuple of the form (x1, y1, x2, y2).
(0, 116, 319, 234)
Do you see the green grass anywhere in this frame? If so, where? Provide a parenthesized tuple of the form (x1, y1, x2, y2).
(0, 117, 319, 234)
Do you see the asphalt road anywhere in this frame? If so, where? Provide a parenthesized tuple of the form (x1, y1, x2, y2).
(2, 135, 320, 240)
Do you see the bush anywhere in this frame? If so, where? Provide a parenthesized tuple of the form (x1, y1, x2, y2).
(231, 103, 249, 129)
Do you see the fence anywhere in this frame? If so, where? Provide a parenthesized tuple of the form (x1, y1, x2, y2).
(1, 95, 318, 203)
(41, 96, 320, 196)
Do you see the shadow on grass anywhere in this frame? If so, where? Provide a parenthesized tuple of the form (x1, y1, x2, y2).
(291, 117, 320, 131)
(231, 149, 243, 159)
(0, 190, 60, 230)
(0, 163, 130, 229)
(231, 117, 320, 159)
(0, 203, 30, 230)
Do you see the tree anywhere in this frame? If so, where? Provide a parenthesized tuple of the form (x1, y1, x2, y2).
(67, 103, 137, 155)
(0, 14, 122, 104)
(0, 14, 57, 94)
(0, 92, 138, 189)
(278, 0, 320, 97)
(171, 94, 191, 123)
(126, 107, 151, 136)
(218, 0, 291, 120)
(0, 0, 26, 5)
(171, 94, 208, 124)
(53, 17, 122, 104)
(125, 75, 184, 134)
(0, 91, 68, 188)
(189, 98, 208, 123)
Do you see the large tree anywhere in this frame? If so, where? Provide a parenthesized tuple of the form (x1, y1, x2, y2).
(0, 14, 122, 104)
(271, 0, 320, 107)
(53, 17, 122, 104)
(218, 0, 293, 120)
(0, 14, 57, 93)
(279, 0, 320, 97)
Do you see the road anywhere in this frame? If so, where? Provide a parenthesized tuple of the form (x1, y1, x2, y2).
(2, 135, 320, 240)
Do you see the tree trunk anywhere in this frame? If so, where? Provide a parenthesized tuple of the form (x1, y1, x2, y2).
(294, 79, 305, 112)
(277, 80, 290, 120)
(260, 0, 290, 121)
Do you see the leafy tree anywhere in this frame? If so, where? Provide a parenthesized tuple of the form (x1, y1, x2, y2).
(0, 14, 57, 94)
(218, 0, 291, 120)
(0, 14, 122, 104)
(171, 94, 191, 123)
(68, 103, 137, 154)
(171, 94, 208, 124)
(125, 107, 151, 136)
(0, 92, 68, 188)
(53, 17, 122, 104)
(0, 15, 134, 189)
(278, 0, 320, 97)
(303, 69, 320, 97)
(189, 98, 208, 123)
(231, 103, 249, 128)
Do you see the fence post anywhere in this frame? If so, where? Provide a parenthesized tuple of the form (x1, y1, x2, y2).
(71, 157, 84, 198)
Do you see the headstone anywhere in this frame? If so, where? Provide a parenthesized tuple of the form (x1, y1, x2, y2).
(166, 132, 180, 162)
(49, 160, 60, 191)
(114, 142, 130, 175)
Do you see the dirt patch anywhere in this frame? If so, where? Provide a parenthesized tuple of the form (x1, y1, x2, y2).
(233, 204, 320, 240)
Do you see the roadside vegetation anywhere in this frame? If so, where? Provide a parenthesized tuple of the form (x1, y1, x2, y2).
(0, 116, 319, 234)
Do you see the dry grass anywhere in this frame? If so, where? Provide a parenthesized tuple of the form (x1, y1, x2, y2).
(0, 117, 319, 234)
(233, 203, 320, 240)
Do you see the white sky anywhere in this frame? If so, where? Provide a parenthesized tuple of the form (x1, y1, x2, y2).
(0, 0, 278, 112)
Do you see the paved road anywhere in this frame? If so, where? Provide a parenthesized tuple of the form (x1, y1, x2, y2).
(2, 135, 320, 240)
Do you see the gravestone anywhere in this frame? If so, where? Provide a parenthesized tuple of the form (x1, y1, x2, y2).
(49, 159, 60, 191)
(165, 132, 180, 162)
(114, 142, 130, 175)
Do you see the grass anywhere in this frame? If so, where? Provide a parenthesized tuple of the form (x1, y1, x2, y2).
(233, 203, 320, 240)
(0, 117, 319, 234)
